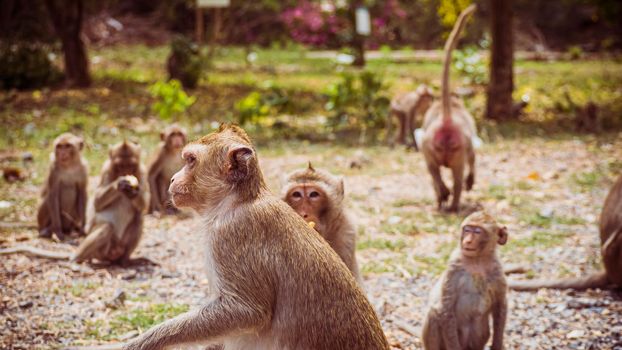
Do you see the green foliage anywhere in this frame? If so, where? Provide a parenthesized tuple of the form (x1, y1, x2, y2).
(167, 35, 204, 89)
(149, 79, 196, 121)
(453, 46, 487, 85)
(0, 43, 62, 90)
(324, 70, 390, 130)
(235, 82, 290, 125)
(437, 0, 473, 27)
(567, 45, 584, 60)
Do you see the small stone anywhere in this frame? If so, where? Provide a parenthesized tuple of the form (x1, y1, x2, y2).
(18, 301, 33, 309)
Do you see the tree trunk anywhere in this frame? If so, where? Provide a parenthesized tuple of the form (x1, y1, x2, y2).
(486, 0, 513, 120)
(45, 0, 91, 88)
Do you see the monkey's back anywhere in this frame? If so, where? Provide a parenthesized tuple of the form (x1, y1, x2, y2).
(213, 195, 389, 350)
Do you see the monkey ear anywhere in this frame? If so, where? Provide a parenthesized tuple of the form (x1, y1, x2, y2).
(497, 226, 508, 245)
(160, 132, 166, 141)
(336, 178, 345, 201)
(77, 138, 84, 150)
(227, 145, 254, 182)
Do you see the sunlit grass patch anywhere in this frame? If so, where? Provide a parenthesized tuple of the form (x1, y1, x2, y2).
(107, 303, 189, 337)
(507, 230, 572, 249)
(357, 238, 407, 251)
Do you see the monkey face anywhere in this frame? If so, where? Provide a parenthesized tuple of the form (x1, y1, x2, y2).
(162, 126, 187, 150)
(55, 142, 76, 163)
(461, 225, 489, 257)
(54, 134, 83, 165)
(285, 184, 327, 231)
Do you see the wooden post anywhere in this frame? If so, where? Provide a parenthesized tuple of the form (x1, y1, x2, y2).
(208, 7, 222, 58)
(196, 6, 204, 44)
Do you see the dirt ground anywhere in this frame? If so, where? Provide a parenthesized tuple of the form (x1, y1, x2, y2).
(1, 135, 622, 349)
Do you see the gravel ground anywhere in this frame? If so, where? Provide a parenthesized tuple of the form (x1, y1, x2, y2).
(1, 136, 622, 349)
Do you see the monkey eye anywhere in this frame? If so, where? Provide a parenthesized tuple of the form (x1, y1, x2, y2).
(292, 191, 302, 198)
(309, 191, 320, 198)
(185, 154, 197, 166)
(464, 225, 483, 234)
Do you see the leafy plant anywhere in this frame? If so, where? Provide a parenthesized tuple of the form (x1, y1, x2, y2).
(235, 82, 290, 125)
(453, 45, 487, 85)
(324, 70, 390, 134)
(149, 79, 196, 121)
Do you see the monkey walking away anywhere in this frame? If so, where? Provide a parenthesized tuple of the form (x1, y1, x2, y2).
(37, 133, 88, 240)
(509, 174, 622, 290)
(123, 124, 389, 350)
(422, 211, 508, 350)
(387, 84, 434, 149)
(148, 124, 187, 214)
(282, 163, 361, 283)
(420, 4, 478, 212)
(1, 140, 149, 265)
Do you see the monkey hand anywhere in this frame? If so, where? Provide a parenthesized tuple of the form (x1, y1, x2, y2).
(117, 176, 140, 198)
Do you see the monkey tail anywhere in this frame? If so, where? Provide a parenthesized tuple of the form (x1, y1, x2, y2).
(508, 271, 611, 291)
(0, 245, 72, 260)
(441, 4, 477, 125)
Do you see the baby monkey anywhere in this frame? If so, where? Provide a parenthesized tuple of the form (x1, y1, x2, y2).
(282, 163, 361, 283)
(422, 211, 508, 350)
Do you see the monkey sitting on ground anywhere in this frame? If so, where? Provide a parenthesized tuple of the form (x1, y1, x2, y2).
(422, 211, 508, 350)
(1, 141, 149, 265)
(509, 174, 622, 290)
(37, 133, 88, 240)
(387, 84, 434, 149)
(148, 124, 187, 214)
(123, 124, 389, 350)
(421, 5, 477, 212)
(282, 163, 361, 283)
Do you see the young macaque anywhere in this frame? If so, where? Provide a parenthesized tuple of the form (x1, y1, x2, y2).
(510, 174, 622, 290)
(387, 84, 434, 149)
(421, 5, 477, 212)
(282, 163, 361, 283)
(148, 124, 187, 214)
(123, 124, 389, 350)
(2, 141, 149, 265)
(37, 133, 88, 240)
(422, 211, 508, 350)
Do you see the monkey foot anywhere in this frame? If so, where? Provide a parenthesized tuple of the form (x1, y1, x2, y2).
(466, 174, 474, 191)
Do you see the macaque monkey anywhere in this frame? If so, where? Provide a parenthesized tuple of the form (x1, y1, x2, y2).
(282, 163, 361, 282)
(387, 84, 434, 149)
(422, 211, 508, 350)
(148, 124, 187, 214)
(37, 133, 88, 240)
(421, 5, 477, 212)
(509, 174, 622, 290)
(123, 124, 389, 350)
(2, 141, 149, 265)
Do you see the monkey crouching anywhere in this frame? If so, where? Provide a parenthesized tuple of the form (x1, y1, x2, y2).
(422, 211, 508, 350)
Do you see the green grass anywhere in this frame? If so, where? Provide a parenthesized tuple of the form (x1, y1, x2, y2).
(85, 303, 190, 340)
(506, 230, 572, 249)
(357, 238, 407, 251)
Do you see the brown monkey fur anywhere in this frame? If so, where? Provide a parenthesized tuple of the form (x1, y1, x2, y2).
(421, 5, 477, 212)
(2, 140, 149, 265)
(387, 84, 434, 149)
(282, 163, 361, 283)
(37, 133, 88, 240)
(509, 174, 622, 291)
(123, 124, 389, 350)
(147, 124, 187, 214)
(422, 211, 508, 350)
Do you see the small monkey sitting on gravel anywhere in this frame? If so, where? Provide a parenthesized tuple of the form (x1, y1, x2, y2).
(422, 211, 508, 350)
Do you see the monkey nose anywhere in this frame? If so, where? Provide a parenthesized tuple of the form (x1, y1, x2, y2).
(303, 214, 309, 219)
